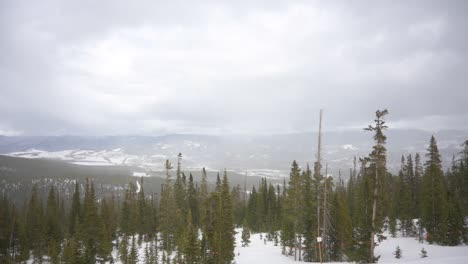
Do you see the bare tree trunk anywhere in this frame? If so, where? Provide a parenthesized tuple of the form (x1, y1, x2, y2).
(323, 166, 328, 262)
(316, 109, 323, 262)
(370, 168, 378, 262)
(318, 239, 323, 264)
(294, 234, 297, 261)
(298, 235, 302, 261)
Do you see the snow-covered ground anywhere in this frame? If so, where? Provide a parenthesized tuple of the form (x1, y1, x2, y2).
(376, 231, 468, 264)
(234, 229, 295, 263)
(6, 148, 168, 170)
(234, 229, 468, 264)
(241, 169, 289, 179)
(5, 149, 288, 179)
(27, 228, 468, 264)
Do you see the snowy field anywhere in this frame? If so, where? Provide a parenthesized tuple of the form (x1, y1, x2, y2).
(233, 229, 468, 264)
(79, 227, 468, 264)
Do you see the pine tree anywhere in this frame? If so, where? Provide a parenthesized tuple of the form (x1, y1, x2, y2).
(16, 212, 30, 263)
(98, 197, 115, 263)
(241, 219, 251, 247)
(183, 211, 199, 264)
(187, 173, 200, 228)
(119, 236, 129, 264)
(159, 160, 177, 253)
(393, 246, 402, 259)
(363, 109, 389, 262)
(62, 236, 82, 264)
(330, 176, 353, 261)
(281, 161, 302, 260)
(47, 238, 60, 264)
(145, 243, 151, 264)
(406, 154, 417, 220)
(445, 154, 466, 245)
(137, 177, 148, 237)
(46, 186, 61, 262)
(129, 236, 138, 264)
(414, 153, 424, 242)
(301, 164, 316, 262)
(69, 181, 81, 236)
(83, 179, 100, 262)
(174, 154, 188, 248)
(218, 170, 236, 263)
(247, 186, 258, 231)
(421, 136, 448, 244)
(27, 185, 46, 263)
(398, 155, 413, 236)
(388, 173, 399, 237)
(445, 188, 464, 245)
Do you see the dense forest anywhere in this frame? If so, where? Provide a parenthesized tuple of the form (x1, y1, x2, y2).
(0, 110, 467, 263)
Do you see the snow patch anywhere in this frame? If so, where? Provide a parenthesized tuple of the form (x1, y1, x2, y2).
(342, 144, 358, 150)
(133, 172, 149, 177)
(136, 180, 141, 193)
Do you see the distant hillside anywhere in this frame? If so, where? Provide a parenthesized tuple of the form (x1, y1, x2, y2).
(0, 129, 466, 176)
(0, 154, 272, 205)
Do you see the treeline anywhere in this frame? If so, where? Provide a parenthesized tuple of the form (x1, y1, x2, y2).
(0, 155, 236, 264)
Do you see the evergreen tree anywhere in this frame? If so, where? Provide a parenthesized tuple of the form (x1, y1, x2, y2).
(174, 155, 188, 248)
(247, 186, 258, 231)
(218, 170, 236, 263)
(82, 179, 100, 263)
(183, 211, 199, 264)
(281, 161, 302, 260)
(330, 177, 353, 261)
(27, 185, 46, 263)
(397, 155, 413, 236)
(145, 243, 151, 264)
(301, 164, 316, 262)
(187, 173, 200, 228)
(421, 136, 448, 244)
(47, 239, 60, 264)
(159, 160, 177, 253)
(406, 154, 417, 220)
(393, 246, 402, 259)
(45, 186, 61, 262)
(129, 236, 139, 264)
(119, 236, 129, 264)
(69, 181, 81, 236)
(363, 109, 389, 262)
(97, 198, 113, 263)
(241, 219, 251, 247)
(62, 236, 82, 264)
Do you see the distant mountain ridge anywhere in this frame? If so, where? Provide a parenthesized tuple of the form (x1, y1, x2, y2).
(1, 129, 466, 177)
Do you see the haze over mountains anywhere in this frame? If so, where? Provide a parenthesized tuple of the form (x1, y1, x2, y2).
(1, 129, 466, 178)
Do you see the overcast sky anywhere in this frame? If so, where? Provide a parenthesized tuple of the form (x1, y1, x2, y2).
(1, 0, 467, 136)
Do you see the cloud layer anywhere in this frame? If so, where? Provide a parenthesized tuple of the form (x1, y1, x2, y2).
(1, 0, 467, 135)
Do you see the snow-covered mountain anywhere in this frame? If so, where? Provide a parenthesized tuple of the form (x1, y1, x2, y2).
(1, 129, 466, 178)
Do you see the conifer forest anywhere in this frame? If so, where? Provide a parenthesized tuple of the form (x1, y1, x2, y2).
(1, 110, 467, 263)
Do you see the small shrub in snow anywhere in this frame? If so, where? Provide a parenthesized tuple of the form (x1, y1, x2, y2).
(393, 246, 402, 259)
(241, 226, 251, 247)
(420, 248, 428, 258)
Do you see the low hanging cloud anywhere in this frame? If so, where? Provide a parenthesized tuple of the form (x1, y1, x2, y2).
(1, 0, 467, 136)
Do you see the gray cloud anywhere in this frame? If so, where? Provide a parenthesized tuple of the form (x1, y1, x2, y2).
(1, 0, 467, 136)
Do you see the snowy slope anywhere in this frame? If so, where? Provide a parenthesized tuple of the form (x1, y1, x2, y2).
(376, 231, 468, 264)
(6, 148, 169, 170)
(57, 228, 468, 264)
(5, 149, 290, 179)
(234, 229, 468, 264)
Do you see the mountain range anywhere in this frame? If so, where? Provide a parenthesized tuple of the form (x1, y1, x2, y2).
(1, 129, 466, 179)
